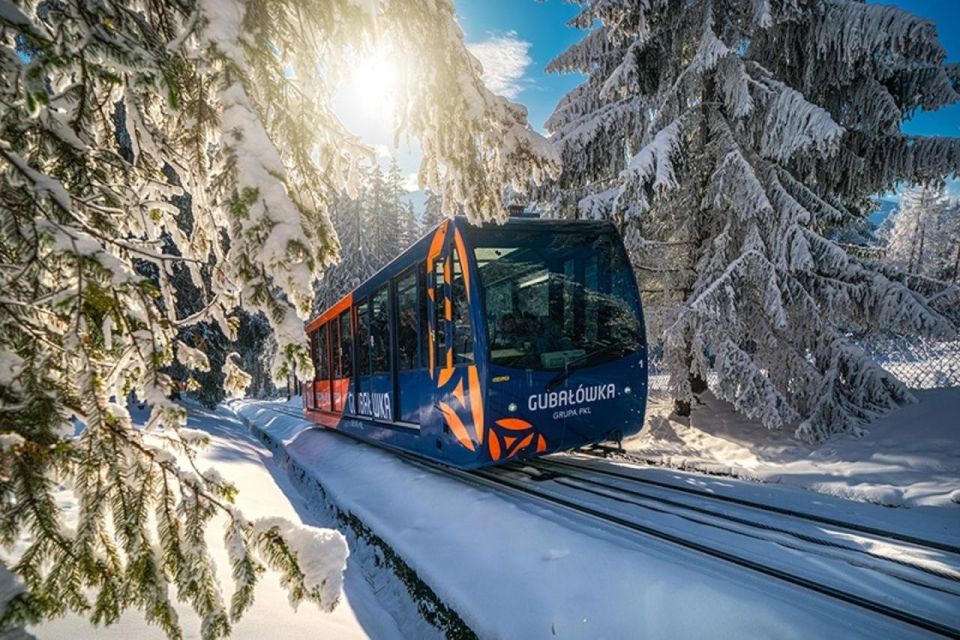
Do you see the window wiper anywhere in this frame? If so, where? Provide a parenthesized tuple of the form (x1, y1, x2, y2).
(545, 343, 622, 391)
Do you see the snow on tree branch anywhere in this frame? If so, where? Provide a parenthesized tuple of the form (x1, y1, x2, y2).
(539, 0, 960, 441)
(0, 0, 555, 637)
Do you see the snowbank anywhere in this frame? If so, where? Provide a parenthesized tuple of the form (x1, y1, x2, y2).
(21, 401, 403, 640)
(234, 399, 932, 639)
(623, 389, 960, 508)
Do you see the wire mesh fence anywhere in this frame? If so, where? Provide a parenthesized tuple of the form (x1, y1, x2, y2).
(861, 335, 960, 390)
(647, 336, 960, 393)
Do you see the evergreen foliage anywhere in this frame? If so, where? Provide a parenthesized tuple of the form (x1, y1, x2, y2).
(883, 184, 960, 282)
(422, 189, 445, 233)
(543, 0, 960, 440)
(0, 0, 555, 636)
(399, 200, 420, 251)
(313, 156, 421, 311)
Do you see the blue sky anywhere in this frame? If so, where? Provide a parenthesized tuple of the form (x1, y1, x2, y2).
(455, 0, 960, 136)
(336, 1, 960, 210)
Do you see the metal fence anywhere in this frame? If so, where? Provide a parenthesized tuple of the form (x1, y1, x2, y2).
(647, 336, 960, 392)
(861, 335, 960, 390)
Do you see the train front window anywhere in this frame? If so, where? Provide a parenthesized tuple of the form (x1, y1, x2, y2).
(473, 230, 643, 371)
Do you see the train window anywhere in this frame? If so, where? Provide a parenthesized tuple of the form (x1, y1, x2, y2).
(371, 286, 391, 374)
(563, 258, 576, 334)
(396, 270, 418, 370)
(357, 300, 370, 376)
(451, 247, 474, 364)
(418, 264, 429, 368)
(472, 230, 643, 371)
(338, 311, 353, 378)
(318, 324, 330, 381)
(310, 331, 319, 376)
(330, 318, 341, 379)
(433, 257, 447, 369)
(584, 255, 599, 343)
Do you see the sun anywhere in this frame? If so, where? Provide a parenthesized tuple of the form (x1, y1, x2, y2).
(342, 47, 403, 122)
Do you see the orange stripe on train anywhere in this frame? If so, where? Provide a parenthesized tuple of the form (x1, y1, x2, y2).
(467, 365, 484, 444)
(439, 401, 475, 451)
(437, 366, 455, 387)
(425, 219, 448, 271)
(452, 378, 465, 407)
(495, 418, 533, 431)
(454, 228, 471, 303)
(507, 433, 535, 458)
(487, 431, 501, 460)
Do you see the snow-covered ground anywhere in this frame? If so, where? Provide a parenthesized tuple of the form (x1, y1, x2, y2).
(14, 392, 957, 638)
(233, 399, 956, 639)
(622, 388, 960, 508)
(18, 401, 404, 640)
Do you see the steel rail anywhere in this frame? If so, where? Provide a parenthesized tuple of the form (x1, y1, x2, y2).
(267, 407, 960, 637)
(549, 454, 960, 555)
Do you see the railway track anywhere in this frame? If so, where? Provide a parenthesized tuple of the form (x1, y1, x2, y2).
(267, 407, 960, 637)
(566, 448, 960, 554)
(535, 456, 960, 557)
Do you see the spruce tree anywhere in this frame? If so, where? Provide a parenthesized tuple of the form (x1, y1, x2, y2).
(382, 158, 404, 257)
(0, 0, 555, 636)
(313, 187, 379, 312)
(398, 199, 420, 249)
(884, 185, 960, 281)
(544, 0, 959, 440)
(366, 163, 391, 267)
(422, 189, 445, 233)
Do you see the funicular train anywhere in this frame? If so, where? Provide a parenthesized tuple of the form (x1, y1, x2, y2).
(302, 216, 648, 469)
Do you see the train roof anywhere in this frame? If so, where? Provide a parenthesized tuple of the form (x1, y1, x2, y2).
(306, 216, 619, 331)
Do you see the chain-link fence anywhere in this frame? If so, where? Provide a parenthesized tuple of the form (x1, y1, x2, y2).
(861, 335, 960, 389)
(647, 336, 960, 392)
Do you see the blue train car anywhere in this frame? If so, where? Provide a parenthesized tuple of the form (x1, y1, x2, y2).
(303, 216, 648, 468)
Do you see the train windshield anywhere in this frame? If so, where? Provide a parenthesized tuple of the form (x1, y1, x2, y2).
(472, 227, 644, 371)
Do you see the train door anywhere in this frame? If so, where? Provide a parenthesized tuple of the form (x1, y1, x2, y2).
(333, 310, 352, 412)
(355, 286, 394, 421)
(316, 323, 332, 412)
(306, 330, 318, 410)
(430, 228, 482, 459)
(355, 298, 370, 412)
(395, 267, 424, 423)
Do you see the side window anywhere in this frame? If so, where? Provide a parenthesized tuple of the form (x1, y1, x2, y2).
(318, 324, 330, 381)
(563, 257, 575, 336)
(396, 271, 418, 370)
(418, 264, 429, 368)
(357, 300, 370, 376)
(584, 255, 599, 343)
(339, 311, 353, 378)
(371, 286, 391, 374)
(433, 257, 447, 369)
(451, 247, 474, 364)
(330, 319, 341, 378)
(310, 330, 320, 378)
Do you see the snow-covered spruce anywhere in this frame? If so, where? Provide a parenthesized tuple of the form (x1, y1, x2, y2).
(422, 190, 446, 232)
(540, 0, 960, 441)
(0, 0, 555, 637)
(314, 157, 421, 312)
(882, 184, 960, 283)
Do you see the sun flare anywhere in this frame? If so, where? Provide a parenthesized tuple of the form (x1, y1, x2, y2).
(343, 48, 403, 121)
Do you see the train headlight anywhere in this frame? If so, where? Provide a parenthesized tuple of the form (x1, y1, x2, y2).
(624, 386, 632, 395)
(508, 402, 518, 412)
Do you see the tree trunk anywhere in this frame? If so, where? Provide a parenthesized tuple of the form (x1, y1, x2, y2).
(675, 73, 714, 419)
